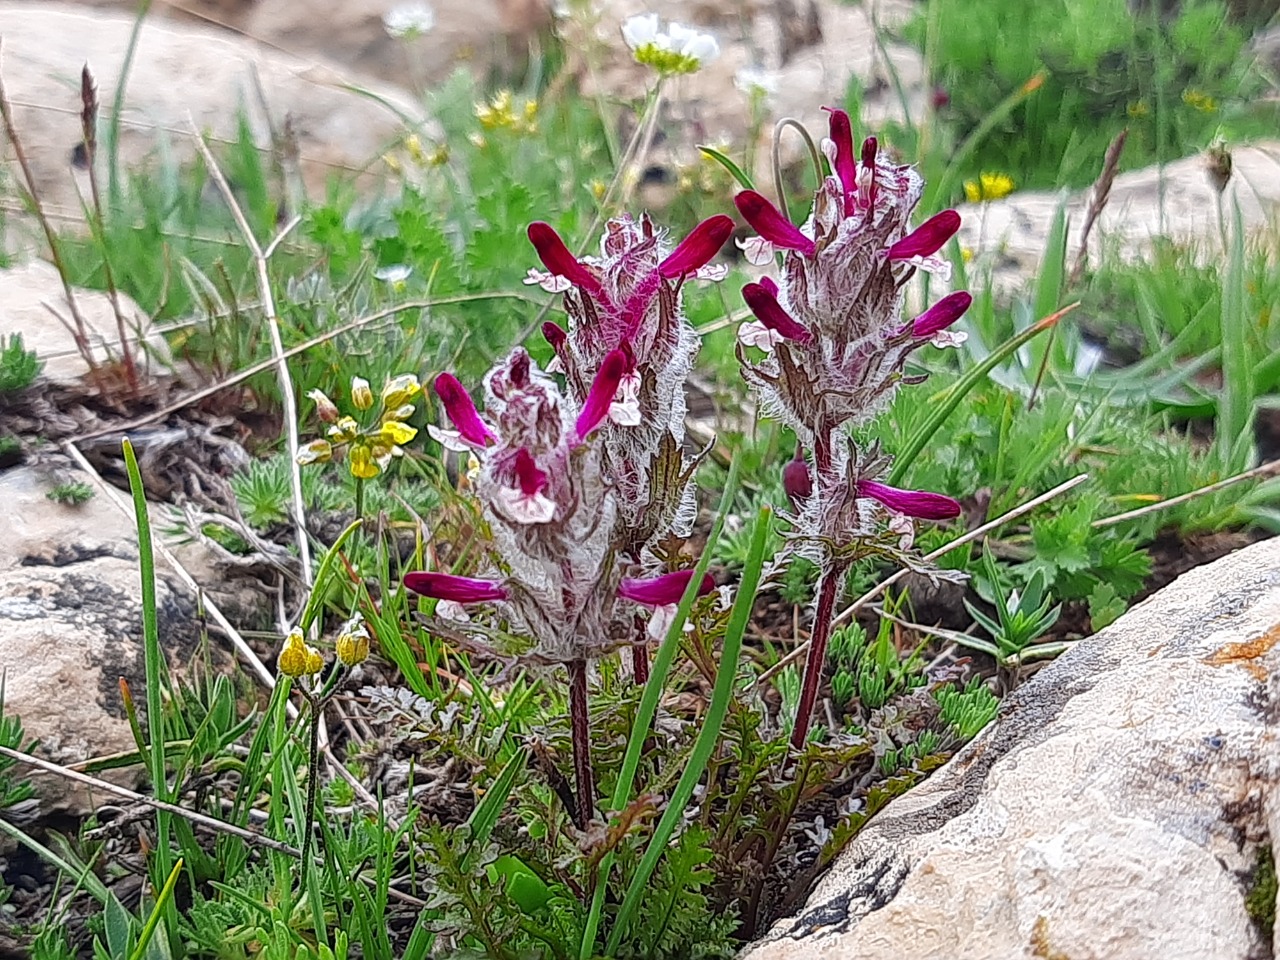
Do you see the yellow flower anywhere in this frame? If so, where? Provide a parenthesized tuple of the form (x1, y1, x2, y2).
(589, 179, 607, 201)
(278, 628, 323, 678)
(961, 247, 975, 264)
(1126, 100, 1150, 118)
(348, 443, 380, 480)
(335, 623, 371, 667)
(1182, 89, 1217, 113)
(327, 417, 360, 444)
(296, 439, 333, 466)
(475, 90, 538, 134)
(405, 134, 427, 165)
(963, 172, 1015, 203)
(351, 377, 374, 411)
(374, 420, 418, 446)
(381, 374, 422, 410)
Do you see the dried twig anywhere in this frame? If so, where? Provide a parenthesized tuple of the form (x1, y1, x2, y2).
(1092, 458, 1280, 529)
(753, 474, 1091, 690)
(188, 121, 313, 612)
(1067, 128, 1128, 292)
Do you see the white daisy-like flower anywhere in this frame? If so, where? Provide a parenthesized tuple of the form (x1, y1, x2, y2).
(383, 1, 436, 39)
(621, 13, 661, 51)
(622, 14, 718, 75)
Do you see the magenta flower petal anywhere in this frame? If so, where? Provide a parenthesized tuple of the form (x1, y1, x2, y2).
(822, 106, 857, 213)
(659, 214, 735, 279)
(759, 276, 779, 297)
(887, 210, 962, 262)
(857, 479, 962, 520)
(513, 448, 548, 495)
(742, 283, 812, 343)
(433, 373, 496, 446)
(783, 455, 812, 505)
(404, 572, 508, 603)
(860, 136, 878, 208)
(910, 291, 972, 338)
(734, 191, 817, 257)
(618, 570, 716, 607)
(576, 348, 627, 440)
(527, 222, 604, 298)
(542, 321, 567, 351)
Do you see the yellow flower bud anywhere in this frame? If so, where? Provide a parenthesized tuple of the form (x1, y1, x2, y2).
(335, 624, 370, 667)
(305, 648, 325, 676)
(351, 377, 374, 411)
(328, 417, 360, 444)
(296, 439, 333, 466)
(278, 628, 317, 677)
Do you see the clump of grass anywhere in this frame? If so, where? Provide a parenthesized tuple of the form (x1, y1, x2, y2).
(0, 334, 41, 394)
(46, 481, 94, 506)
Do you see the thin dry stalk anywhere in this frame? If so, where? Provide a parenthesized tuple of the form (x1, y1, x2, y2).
(753, 473, 1092, 690)
(1067, 128, 1128, 291)
(0, 744, 301, 857)
(188, 121, 314, 608)
(79, 65, 140, 395)
(0, 41, 96, 367)
(1092, 457, 1280, 529)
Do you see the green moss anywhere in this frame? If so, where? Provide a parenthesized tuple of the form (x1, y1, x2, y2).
(1245, 845, 1277, 941)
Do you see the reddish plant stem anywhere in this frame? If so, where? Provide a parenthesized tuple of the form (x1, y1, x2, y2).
(632, 642, 650, 686)
(789, 561, 846, 751)
(568, 658, 595, 828)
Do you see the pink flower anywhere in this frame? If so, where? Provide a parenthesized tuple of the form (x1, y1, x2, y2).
(576, 349, 628, 440)
(908, 291, 972, 339)
(404, 572, 508, 604)
(822, 106, 858, 215)
(857, 479, 961, 520)
(741, 282, 812, 343)
(733, 190, 817, 257)
(433, 373, 496, 447)
(618, 570, 715, 606)
(886, 210, 962, 262)
(659, 215, 734, 279)
(496, 448, 557, 524)
(527, 221, 605, 299)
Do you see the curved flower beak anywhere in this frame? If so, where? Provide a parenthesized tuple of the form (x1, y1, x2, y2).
(742, 283, 812, 343)
(734, 191, 817, 257)
(857, 479, 961, 520)
(859, 137, 878, 208)
(618, 569, 716, 606)
(576, 349, 628, 440)
(659, 214, 735, 279)
(909, 291, 972, 338)
(821, 106, 857, 214)
(887, 209, 962, 262)
(433, 373, 496, 447)
(404, 572, 508, 603)
(527, 221, 605, 298)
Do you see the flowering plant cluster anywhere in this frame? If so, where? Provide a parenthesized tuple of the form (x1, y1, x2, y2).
(297, 374, 421, 481)
(621, 13, 719, 76)
(733, 107, 972, 748)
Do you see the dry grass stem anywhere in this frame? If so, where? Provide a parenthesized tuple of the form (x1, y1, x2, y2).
(1067, 128, 1128, 291)
(1092, 457, 1280, 529)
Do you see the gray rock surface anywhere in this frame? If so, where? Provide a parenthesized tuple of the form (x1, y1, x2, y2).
(0, 260, 166, 383)
(744, 535, 1280, 960)
(0, 465, 205, 816)
(957, 142, 1280, 293)
(0, 2, 428, 229)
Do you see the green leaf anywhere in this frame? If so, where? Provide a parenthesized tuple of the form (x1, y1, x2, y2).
(697, 145, 756, 192)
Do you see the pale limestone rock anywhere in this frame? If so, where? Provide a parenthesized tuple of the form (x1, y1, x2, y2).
(0, 466, 203, 816)
(0, 260, 166, 383)
(0, 2, 428, 224)
(744, 535, 1280, 960)
(957, 142, 1280, 293)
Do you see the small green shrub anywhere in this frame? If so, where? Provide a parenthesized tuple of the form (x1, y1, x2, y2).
(0, 334, 42, 394)
(46, 481, 95, 506)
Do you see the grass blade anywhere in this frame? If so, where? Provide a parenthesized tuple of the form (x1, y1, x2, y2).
(604, 505, 772, 955)
(697, 145, 756, 192)
(579, 458, 742, 959)
(889, 303, 1079, 484)
(1219, 198, 1254, 473)
(462, 746, 527, 872)
(128, 857, 183, 960)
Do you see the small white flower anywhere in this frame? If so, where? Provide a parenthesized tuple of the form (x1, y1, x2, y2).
(523, 267, 572, 293)
(621, 13, 661, 51)
(609, 371, 642, 426)
(374, 264, 413, 284)
(736, 235, 775, 266)
(383, 1, 436, 39)
(669, 22, 719, 64)
(496, 486, 557, 525)
(738, 320, 784, 352)
(736, 65, 779, 99)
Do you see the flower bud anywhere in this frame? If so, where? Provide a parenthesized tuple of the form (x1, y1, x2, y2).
(307, 389, 339, 424)
(335, 623, 370, 667)
(351, 377, 374, 411)
(783, 454, 812, 506)
(278, 628, 323, 678)
(381, 373, 422, 410)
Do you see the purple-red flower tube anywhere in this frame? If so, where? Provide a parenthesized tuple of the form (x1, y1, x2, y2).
(734, 191, 817, 257)
(886, 209, 961, 262)
(659, 215, 735, 279)
(908, 291, 973, 339)
(575, 348, 628, 440)
(857, 479, 962, 520)
(527, 221, 606, 299)
(433, 373, 496, 447)
(618, 570, 716, 607)
(403, 572, 508, 604)
(742, 283, 813, 343)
